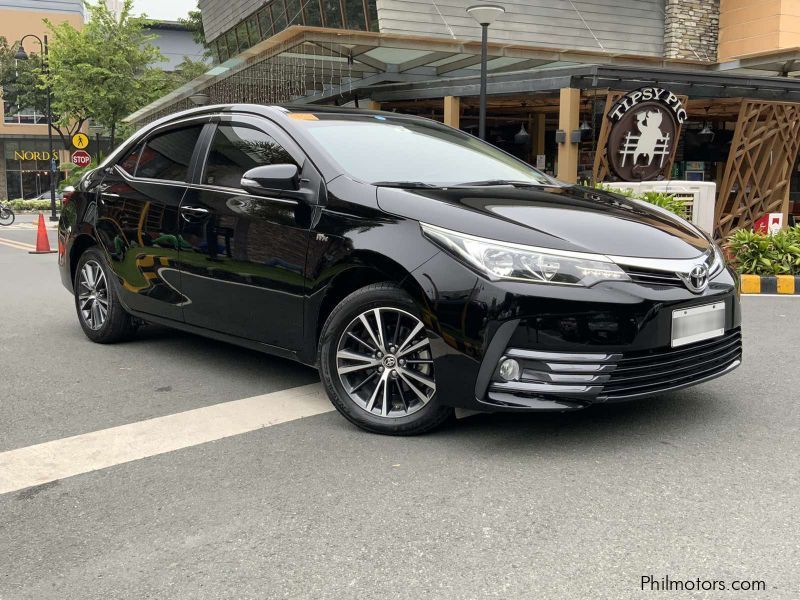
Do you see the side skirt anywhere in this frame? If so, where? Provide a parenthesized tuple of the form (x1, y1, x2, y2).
(126, 308, 315, 367)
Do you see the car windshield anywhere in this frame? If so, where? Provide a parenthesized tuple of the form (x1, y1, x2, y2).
(292, 113, 554, 187)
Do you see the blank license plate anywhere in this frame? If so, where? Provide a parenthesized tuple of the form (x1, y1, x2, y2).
(671, 302, 726, 348)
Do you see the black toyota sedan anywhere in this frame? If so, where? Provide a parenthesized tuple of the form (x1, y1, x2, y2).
(57, 104, 741, 435)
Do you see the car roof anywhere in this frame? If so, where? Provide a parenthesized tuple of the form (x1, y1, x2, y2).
(105, 103, 431, 170)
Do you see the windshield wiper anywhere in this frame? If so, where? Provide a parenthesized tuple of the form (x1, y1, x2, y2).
(454, 179, 543, 188)
(372, 181, 441, 189)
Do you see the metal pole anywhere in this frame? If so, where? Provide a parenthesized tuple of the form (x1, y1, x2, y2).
(479, 23, 488, 141)
(44, 35, 57, 222)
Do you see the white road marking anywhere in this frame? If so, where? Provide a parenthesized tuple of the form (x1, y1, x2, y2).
(0, 236, 37, 251)
(0, 383, 332, 495)
(742, 294, 800, 298)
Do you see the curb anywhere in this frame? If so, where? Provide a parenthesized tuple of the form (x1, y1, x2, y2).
(740, 274, 800, 295)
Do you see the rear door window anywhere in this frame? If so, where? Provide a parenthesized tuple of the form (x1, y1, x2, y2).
(136, 125, 204, 182)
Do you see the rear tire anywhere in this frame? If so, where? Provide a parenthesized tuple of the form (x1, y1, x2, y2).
(318, 283, 452, 435)
(0, 207, 14, 226)
(74, 247, 137, 343)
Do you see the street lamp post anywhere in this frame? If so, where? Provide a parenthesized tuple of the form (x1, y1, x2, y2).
(15, 34, 59, 222)
(466, 4, 505, 141)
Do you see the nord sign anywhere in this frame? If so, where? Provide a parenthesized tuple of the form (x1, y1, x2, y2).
(14, 150, 54, 161)
(71, 150, 91, 167)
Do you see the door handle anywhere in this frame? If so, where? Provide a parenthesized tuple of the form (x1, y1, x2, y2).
(180, 205, 210, 222)
(99, 192, 120, 205)
(181, 206, 209, 215)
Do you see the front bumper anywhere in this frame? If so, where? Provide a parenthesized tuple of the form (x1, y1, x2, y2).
(411, 253, 742, 412)
(483, 328, 741, 411)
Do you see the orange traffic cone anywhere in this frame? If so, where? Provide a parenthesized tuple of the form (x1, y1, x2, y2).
(29, 212, 57, 255)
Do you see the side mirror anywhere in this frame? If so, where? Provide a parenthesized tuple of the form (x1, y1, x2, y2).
(241, 164, 300, 195)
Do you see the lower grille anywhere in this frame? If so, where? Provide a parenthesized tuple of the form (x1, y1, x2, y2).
(600, 329, 742, 400)
(484, 328, 742, 407)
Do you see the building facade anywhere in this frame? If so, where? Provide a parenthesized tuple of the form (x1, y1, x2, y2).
(144, 21, 208, 72)
(0, 0, 83, 200)
(128, 0, 800, 236)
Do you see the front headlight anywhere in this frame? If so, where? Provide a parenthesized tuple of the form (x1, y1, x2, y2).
(420, 223, 630, 286)
(709, 242, 726, 278)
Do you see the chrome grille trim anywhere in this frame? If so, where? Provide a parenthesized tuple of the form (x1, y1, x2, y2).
(608, 248, 714, 274)
(484, 329, 742, 407)
(505, 348, 622, 362)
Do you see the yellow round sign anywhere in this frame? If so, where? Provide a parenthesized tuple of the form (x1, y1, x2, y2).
(72, 133, 89, 149)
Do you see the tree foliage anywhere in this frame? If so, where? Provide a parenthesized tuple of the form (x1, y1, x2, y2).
(43, 0, 166, 147)
(0, 0, 209, 151)
(0, 37, 45, 116)
(178, 4, 211, 58)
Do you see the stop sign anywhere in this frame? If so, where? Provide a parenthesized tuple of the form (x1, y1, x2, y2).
(72, 150, 91, 167)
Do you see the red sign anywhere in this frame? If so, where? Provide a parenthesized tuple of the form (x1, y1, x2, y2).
(71, 150, 91, 167)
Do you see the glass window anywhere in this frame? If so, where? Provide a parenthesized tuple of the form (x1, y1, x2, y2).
(271, 1, 288, 32)
(6, 171, 22, 200)
(217, 38, 229, 62)
(118, 143, 143, 175)
(246, 15, 261, 45)
(258, 8, 274, 37)
(294, 115, 553, 186)
(203, 124, 297, 189)
(322, 0, 343, 28)
(303, 0, 322, 26)
(226, 29, 239, 55)
(285, 0, 303, 25)
(136, 125, 203, 182)
(367, 0, 378, 31)
(344, 0, 367, 30)
(236, 22, 251, 50)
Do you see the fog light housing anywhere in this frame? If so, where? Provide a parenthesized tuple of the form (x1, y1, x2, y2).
(498, 358, 521, 381)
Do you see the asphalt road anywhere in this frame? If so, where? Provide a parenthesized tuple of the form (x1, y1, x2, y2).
(0, 216, 798, 599)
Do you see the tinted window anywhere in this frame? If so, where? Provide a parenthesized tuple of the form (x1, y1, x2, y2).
(118, 143, 143, 174)
(295, 115, 552, 186)
(136, 125, 203, 182)
(203, 124, 297, 189)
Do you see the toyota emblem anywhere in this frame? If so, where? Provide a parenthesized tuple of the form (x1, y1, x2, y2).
(684, 264, 709, 293)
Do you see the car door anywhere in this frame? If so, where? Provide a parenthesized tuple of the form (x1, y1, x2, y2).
(95, 120, 207, 321)
(177, 115, 316, 350)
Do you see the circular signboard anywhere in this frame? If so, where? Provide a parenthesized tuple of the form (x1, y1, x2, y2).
(72, 150, 91, 167)
(606, 88, 687, 182)
(72, 133, 89, 149)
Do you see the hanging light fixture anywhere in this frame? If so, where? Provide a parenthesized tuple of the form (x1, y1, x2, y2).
(698, 106, 715, 142)
(579, 120, 591, 131)
(514, 123, 530, 144)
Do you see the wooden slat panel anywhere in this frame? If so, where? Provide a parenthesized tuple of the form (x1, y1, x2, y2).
(715, 100, 800, 239)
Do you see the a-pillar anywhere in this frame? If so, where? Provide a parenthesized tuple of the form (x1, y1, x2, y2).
(443, 96, 460, 129)
(557, 88, 580, 183)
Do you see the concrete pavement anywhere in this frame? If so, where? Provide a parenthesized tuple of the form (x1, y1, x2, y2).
(0, 232, 798, 599)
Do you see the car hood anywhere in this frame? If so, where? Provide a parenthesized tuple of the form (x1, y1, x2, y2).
(376, 184, 710, 259)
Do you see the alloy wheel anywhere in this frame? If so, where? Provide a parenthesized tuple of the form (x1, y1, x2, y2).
(336, 307, 436, 418)
(78, 260, 109, 330)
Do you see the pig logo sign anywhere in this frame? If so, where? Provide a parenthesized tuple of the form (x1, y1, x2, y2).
(607, 88, 686, 182)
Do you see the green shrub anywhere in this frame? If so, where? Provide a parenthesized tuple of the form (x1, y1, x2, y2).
(726, 226, 800, 275)
(5, 199, 56, 212)
(591, 183, 687, 219)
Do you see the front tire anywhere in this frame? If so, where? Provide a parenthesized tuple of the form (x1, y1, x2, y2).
(318, 283, 452, 435)
(74, 247, 137, 343)
(0, 207, 14, 226)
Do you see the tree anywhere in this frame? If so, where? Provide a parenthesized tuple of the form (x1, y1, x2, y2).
(0, 36, 85, 149)
(43, 0, 166, 147)
(178, 5, 210, 57)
